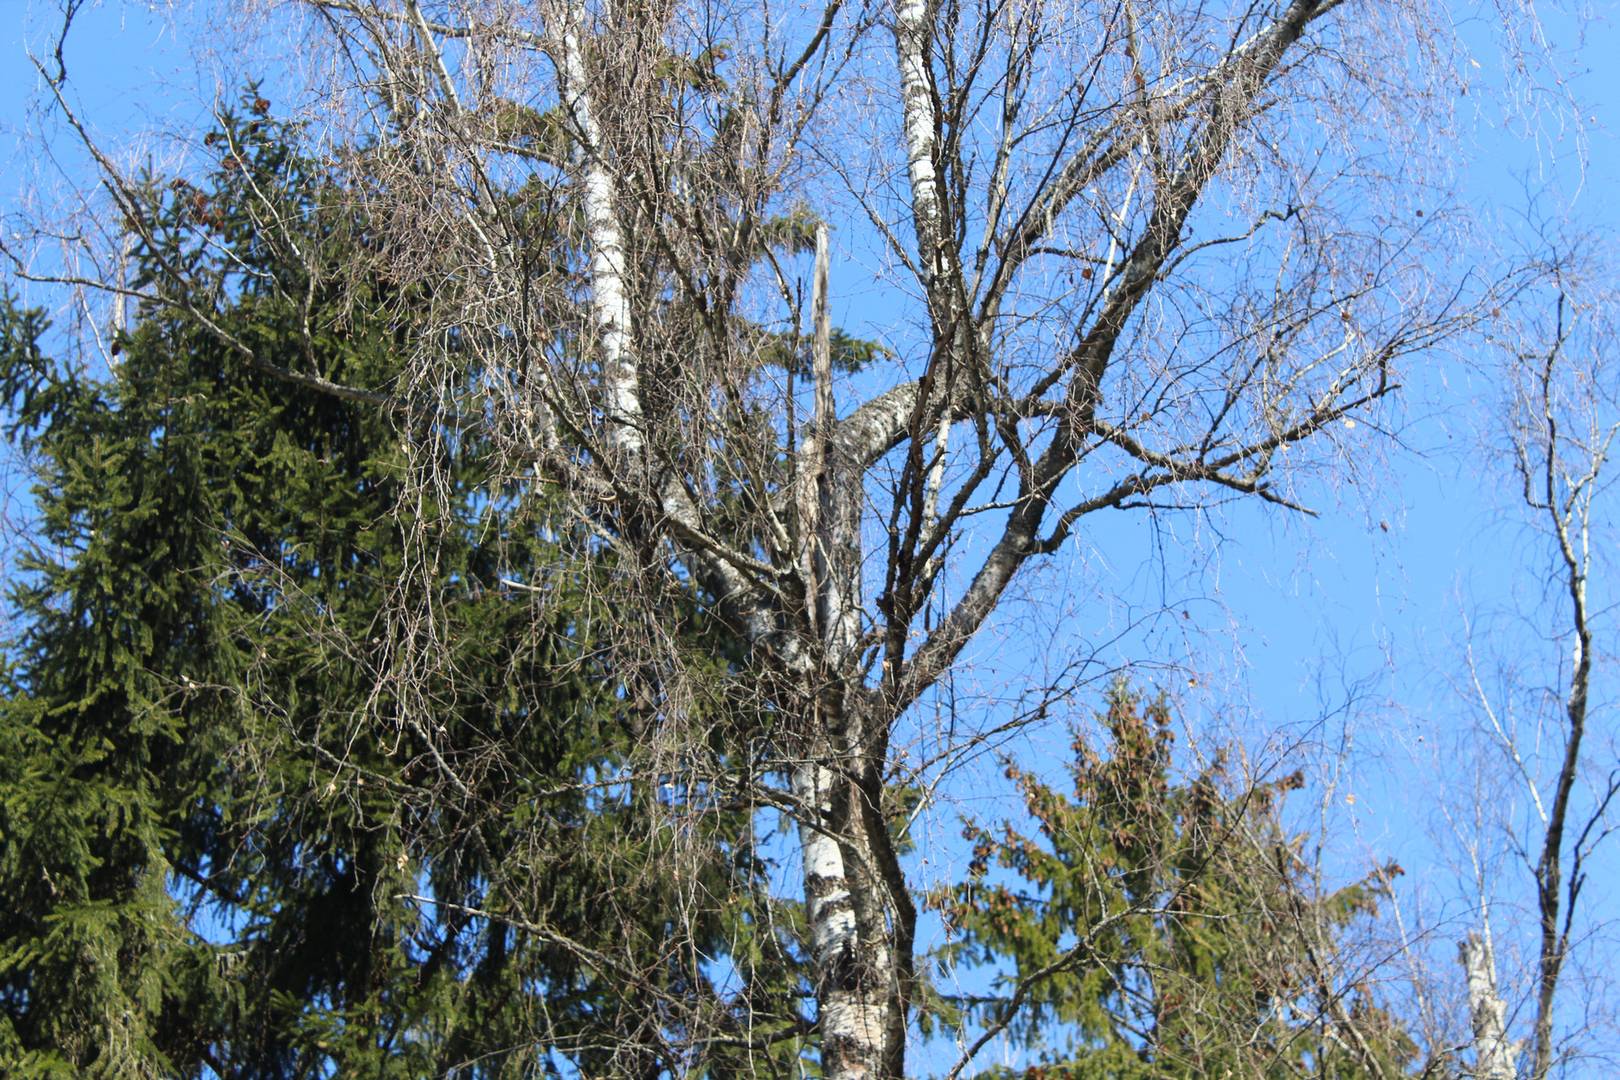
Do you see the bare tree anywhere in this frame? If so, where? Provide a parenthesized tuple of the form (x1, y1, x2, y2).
(10, 0, 1492, 1074)
(1458, 256, 1620, 1080)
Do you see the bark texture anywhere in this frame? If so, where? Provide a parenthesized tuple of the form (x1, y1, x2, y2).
(1460, 932, 1518, 1080)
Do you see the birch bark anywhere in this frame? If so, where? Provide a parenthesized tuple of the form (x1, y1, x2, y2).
(555, 15, 643, 464)
(1460, 931, 1519, 1080)
(795, 225, 898, 1078)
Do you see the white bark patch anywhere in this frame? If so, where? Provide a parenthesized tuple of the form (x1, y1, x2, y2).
(820, 997, 887, 1079)
(558, 20, 644, 459)
(1460, 930, 1518, 1080)
(797, 764, 857, 949)
(895, 0, 940, 258)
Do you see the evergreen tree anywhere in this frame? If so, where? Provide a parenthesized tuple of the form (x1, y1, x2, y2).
(0, 99, 807, 1079)
(931, 687, 1416, 1078)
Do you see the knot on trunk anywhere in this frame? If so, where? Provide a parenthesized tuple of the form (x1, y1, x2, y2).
(830, 935, 871, 992)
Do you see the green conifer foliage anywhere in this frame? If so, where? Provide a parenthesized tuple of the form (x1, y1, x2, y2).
(0, 99, 804, 1079)
(930, 687, 1416, 1079)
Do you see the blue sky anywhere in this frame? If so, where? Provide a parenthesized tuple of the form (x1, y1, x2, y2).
(6, 0, 1620, 1072)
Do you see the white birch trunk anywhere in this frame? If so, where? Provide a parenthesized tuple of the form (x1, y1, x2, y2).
(894, 0, 940, 256)
(556, 16, 644, 463)
(1460, 931, 1518, 1080)
(793, 225, 894, 1078)
(563, 44, 891, 1061)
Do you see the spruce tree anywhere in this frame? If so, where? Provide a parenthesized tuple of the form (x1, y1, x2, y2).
(931, 687, 1416, 1078)
(0, 98, 805, 1079)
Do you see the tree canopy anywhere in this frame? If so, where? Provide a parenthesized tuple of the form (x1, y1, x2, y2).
(6, 0, 1610, 1074)
(0, 102, 804, 1078)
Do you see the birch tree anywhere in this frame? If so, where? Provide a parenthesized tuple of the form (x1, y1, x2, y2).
(13, 0, 1485, 1074)
(1457, 254, 1620, 1080)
